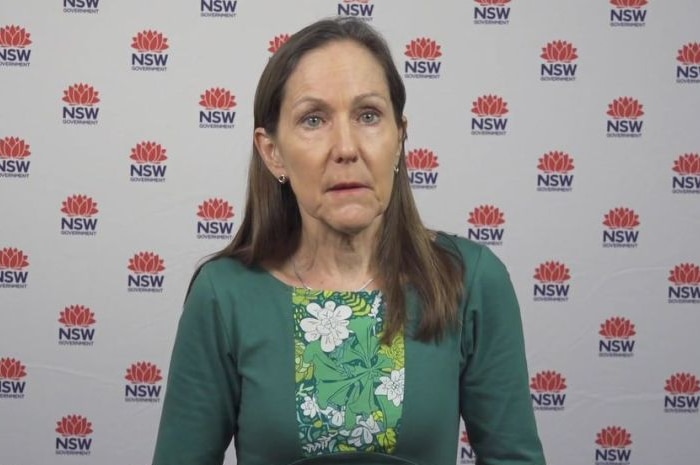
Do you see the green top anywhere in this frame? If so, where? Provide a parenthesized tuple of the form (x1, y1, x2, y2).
(152, 235, 545, 465)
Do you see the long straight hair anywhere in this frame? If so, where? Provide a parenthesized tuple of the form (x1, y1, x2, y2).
(195, 18, 464, 342)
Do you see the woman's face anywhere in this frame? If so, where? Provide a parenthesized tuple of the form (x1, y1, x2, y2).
(256, 40, 404, 236)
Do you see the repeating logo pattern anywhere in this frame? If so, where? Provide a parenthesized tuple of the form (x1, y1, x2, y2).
(609, 0, 648, 27)
(467, 205, 505, 246)
(406, 149, 439, 189)
(199, 87, 236, 128)
(0, 136, 31, 178)
(196, 198, 235, 239)
(606, 97, 644, 137)
(124, 362, 163, 402)
(676, 43, 700, 84)
(667, 263, 700, 303)
(404, 38, 442, 79)
(0, 25, 32, 66)
(533, 261, 571, 302)
(599, 317, 636, 357)
(130, 141, 167, 182)
(268, 34, 290, 54)
(473, 0, 512, 26)
(595, 426, 633, 464)
(127, 252, 165, 292)
(337, 0, 375, 21)
(536, 151, 574, 192)
(62, 83, 100, 125)
(0, 247, 29, 289)
(63, 0, 100, 14)
(55, 415, 93, 455)
(458, 429, 476, 464)
(200, 0, 238, 17)
(540, 41, 578, 81)
(602, 207, 640, 248)
(0, 357, 27, 399)
(470, 95, 508, 136)
(672, 153, 700, 193)
(530, 370, 567, 411)
(60, 195, 99, 236)
(58, 305, 96, 346)
(664, 373, 700, 413)
(131, 30, 169, 71)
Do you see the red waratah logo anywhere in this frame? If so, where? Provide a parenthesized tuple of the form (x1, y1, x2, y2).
(599, 317, 636, 339)
(61, 195, 99, 217)
(197, 199, 234, 221)
(677, 43, 700, 65)
(607, 97, 643, 119)
(610, 0, 647, 7)
(62, 84, 100, 106)
(131, 30, 169, 53)
(468, 205, 505, 227)
(130, 141, 167, 164)
(0, 25, 32, 48)
(668, 263, 700, 285)
(405, 38, 442, 60)
(0, 358, 27, 380)
(56, 415, 93, 437)
(0, 248, 29, 270)
(199, 88, 236, 110)
(541, 41, 578, 63)
(471, 95, 508, 117)
(603, 207, 639, 229)
(530, 371, 567, 393)
(538, 151, 574, 173)
(268, 34, 290, 54)
(665, 373, 700, 395)
(128, 252, 165, 274)
(125, 362, 163, 384)
(673, 153, 700, 175)
(406, 149, 439, 170)
(474, 0, 510, 5)
(59, 305, 96, 327)
(0, 137, 30, 159)
(534, 262, 570, 283)
(595, 426, 632, 448)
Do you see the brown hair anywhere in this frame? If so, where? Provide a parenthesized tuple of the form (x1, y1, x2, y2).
(197, 17, 463, 342)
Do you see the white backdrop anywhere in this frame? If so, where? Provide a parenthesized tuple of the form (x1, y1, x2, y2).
(1, 1, 699, 464)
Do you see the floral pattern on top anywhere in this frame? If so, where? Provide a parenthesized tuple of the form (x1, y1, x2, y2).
(293, 289, 405, 456)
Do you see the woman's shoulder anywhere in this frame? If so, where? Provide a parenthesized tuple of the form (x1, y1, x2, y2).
(192, 255, 267, 291)
(435, 231, 510, 284)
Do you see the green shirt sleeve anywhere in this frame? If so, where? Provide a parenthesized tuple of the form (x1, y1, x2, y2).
(152, 266, 239, 465)
(459, 246, 546, 465)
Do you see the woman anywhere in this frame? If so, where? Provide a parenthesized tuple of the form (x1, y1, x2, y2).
(152, 17, 545, 465)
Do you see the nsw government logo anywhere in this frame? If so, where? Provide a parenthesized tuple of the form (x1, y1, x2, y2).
(0, 136, 31, 179)
(0, 25, 32, 67)
(407, 148, 439, 189)
(55, 415, 93, 456)
(471, 95, 508, 136)
(533, 261, 570, 302)
(676, 43, 700, 84)
(125, 362, 163, 402)
(201, 0, 237, 17)
(199, 87, 236, 129)
(602, 207, 639, 248)
(0, 247, 29, 289)
(404, 38, 442, 79)
(131, 30, 169, 71)
(197, 198, 235, 239)
(63, 0, 100, 14)
(599, 317, 636, 357)
(595, 426, 632, 465)
(610, 0, 647, 27)
(664, 373, 700, 413)
(537, 151, 574, 192)
(0, 357, 27, 399)
(60, 195, 99, 236)
(672, 153, 700, 194)
(467, 205, 505, 246)
(458, 429, 475, 464)
(58, 305, 96, 346)
(268, 34, 290, 55)
(530, 370, 566, 411)
(62, 83, 100, 125)
(473, 0, 511, 26)
(127, 252, 165, 293)
(667, 263, 700, 304)
(606, 97, 643, 138)
(540, 41, 578, 82)
(130, 141, 167, 182)
(337, 0, 375, 21)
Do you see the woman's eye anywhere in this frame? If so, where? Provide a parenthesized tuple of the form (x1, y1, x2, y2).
(360, 111, 380, 124)
(302, 115, 323, 128)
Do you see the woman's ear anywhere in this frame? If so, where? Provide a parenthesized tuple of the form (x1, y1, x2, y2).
(254, 128, 285, 177)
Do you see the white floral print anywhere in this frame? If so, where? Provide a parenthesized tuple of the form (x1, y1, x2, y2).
(301, 395, 320, 418)
(347, 415, 380, 447)
(321, 405, 346, 427)
(375, 368, 405, 407)
(300, 300, 353, 352)
(369, 294, 382, 319)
